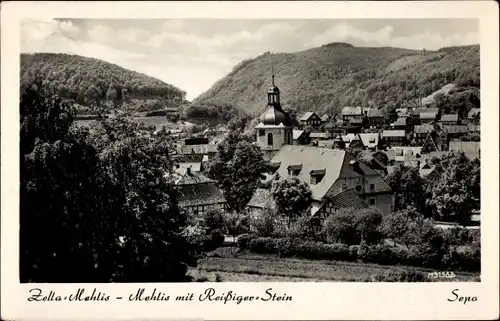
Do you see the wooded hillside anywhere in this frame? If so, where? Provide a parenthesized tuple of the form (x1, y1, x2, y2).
(21, 53, 188, 115)
(193, 43, 480, 116)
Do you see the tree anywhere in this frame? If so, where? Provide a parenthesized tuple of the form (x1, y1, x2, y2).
(353, 207, 384, 244)
(20, 78, 199, 282)
(385, 164, 427, 214)
(380, 209, 420, 246)
(323, 208, 359, 245)
(207, 130, 269, 212)
(426, 151, 480, 224)
(271, 176, 312, 227)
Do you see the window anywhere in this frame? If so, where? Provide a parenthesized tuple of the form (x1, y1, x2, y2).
(267, 133, 273, 146)
(259, 129, 265, 136)
(370, 183, 375, 191)
(369, 198, 376, 206)
(341, 183, 348, 190)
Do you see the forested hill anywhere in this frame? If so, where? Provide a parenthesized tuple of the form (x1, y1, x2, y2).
(193, 43, 480, 116)
(21, 53, 188, 115)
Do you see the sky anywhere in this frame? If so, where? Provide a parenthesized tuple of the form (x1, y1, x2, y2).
(21, 19, 479, 100)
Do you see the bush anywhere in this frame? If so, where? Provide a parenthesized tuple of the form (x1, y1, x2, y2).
(237, 233, 257, 250)
(251, 210, 276, 237)
(373, 268, 427, 282)
(249, 237, 277, 254)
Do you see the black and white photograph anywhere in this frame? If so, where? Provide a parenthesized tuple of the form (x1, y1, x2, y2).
(17, 16, 484, 284)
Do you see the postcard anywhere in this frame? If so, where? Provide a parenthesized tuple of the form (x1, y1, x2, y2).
(1, 1, 498, 320)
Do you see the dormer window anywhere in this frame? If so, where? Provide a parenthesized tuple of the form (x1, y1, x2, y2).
(310, 169, 326, 185)
(288, 164, 302, 176)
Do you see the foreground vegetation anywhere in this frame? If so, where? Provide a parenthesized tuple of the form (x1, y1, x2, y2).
(188, 247, 479, 282)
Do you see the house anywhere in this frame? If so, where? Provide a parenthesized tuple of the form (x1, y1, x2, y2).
(389, 146, 422, 163)
(419, 112, 438, 124)
(358, 133, 381, 150)
(309, 132, 331, 140)
(382, 130, 407, 146)
(173, 167, 226, 216)
(320, 114, 330, 123)
(440, 114, 459, 126)
(392, 117, 413, 131)
(442, 125, 469, 140)
(449, 141, 480, 160)
(247, 188, 276, 218)
(421, 131, 448, 154)
(341, 106, 363, 123)
(293, 129, 310, 145)
(396, 108, 410, 117)
(311, 188, 369, 236)
(412, 107, 439, 125)
(419, 162, 439, 181)
(178, 142, 218, 163)
(341, 133, 360, 148)
(413, 122, 440, 145)
(317, 140, 335, 149)
(299, 112, 323, 128)
(262, 145, 394, 215)
(365, 109, 384, 128)
(175, 162, 203, 173)
(358, 150, 389, 175)
(466, 108, 480, 125)
(467, 123, 481, 135)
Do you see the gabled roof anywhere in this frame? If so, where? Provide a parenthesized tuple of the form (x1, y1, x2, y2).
(292, 129, 306, 140)
(358, 133, 380, 148)
(321, 114, 330, 122)
(318, 188, 368, 215)
(173, 167, 215, 185)
(176, 182, 226, 207)
(414, 107, 439, 114)
(299, 111, 320, 121)
(309, 132, 329, 139)
(180, 144, 217, 155)
(349, 118, 364, 125)
(271, 146, 347, 201)
(419, 165, 437, 178)
(449, 141, 480, 153)
(247, 188, 276, 210)
(390, 146, 422, 162)
(414, 123, 438, 134)
(440, 114, 459, 122)
(317, 140, 335, 149)
(393, 117, 408, 126)
(442, 125, 468, 134)
(342, 106, 363, 116)
(382, 130, 405, 138)
(420, 112, 437, 120)
(176, 162, 202, 172)
(467, 123, 480, 132)
(366, 109, 383, 118)
(468, 108, 480, 119)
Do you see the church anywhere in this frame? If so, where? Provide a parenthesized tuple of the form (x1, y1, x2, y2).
(254, 74, 293, 160)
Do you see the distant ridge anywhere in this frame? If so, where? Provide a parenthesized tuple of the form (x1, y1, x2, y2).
(193, 44, 479, 116)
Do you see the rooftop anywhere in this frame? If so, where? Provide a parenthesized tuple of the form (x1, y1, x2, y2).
(342, 106, 363, 116)
(440, 114, 459, 122)
(382, 130, 406, 137)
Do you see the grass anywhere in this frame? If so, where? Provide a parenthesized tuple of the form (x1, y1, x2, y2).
(187, 247, 480, 282)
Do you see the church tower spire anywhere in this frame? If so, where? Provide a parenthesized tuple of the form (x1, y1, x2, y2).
(254, 53, 293, 160)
